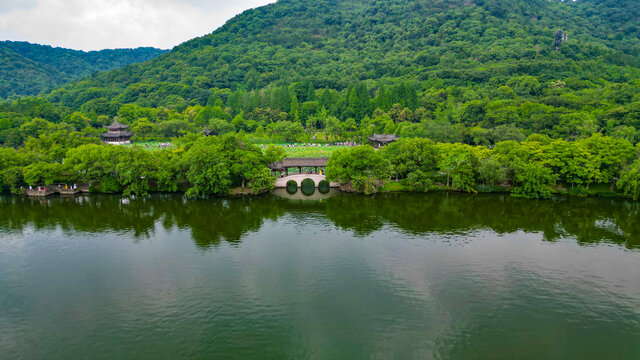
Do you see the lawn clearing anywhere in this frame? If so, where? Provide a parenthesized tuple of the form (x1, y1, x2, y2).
(273, 145, 350, 158)
(128, 141, 348, 157)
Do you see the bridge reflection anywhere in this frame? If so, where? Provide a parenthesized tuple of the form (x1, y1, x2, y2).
(272, 188, 340, 200)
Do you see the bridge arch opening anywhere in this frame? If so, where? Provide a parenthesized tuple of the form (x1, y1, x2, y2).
(318, 180, 330, 194)
(300, 178, 316, 196)
(286, 180, 298, 194)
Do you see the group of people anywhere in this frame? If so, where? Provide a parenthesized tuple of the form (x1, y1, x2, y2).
(26, 184, 78, 192)
(260, 142, 359, 149)
(145, 143, 171, 149)
(331, 141, 358, 146)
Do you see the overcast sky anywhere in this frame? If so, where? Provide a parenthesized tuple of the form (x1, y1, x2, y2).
(0, 0, 275, 51)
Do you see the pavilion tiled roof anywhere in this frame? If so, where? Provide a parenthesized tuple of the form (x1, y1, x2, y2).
(269, 157, 329, 170)
(368, 134, 399, 143)
(105, 117, 129, 131)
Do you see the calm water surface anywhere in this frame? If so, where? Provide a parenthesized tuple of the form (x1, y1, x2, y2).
(0, 192, 639, 359)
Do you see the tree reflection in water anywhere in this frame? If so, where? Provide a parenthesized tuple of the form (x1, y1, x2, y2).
(0, 193, 638, 249)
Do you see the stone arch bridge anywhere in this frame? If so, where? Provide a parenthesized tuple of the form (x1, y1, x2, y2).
(274, 174, 339, 188)
(269, 157, 339, 188)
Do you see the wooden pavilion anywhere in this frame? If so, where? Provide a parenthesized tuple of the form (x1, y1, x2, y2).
(101, 117, 133, 145)
(368, 133, 399, 148)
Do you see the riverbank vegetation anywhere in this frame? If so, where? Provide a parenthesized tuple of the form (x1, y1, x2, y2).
(0, 133, 279, 198)
(2, 130, 638, 200)
(326, 136, 640, 199)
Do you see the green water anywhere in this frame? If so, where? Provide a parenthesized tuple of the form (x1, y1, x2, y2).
(0, 193, 639, 359)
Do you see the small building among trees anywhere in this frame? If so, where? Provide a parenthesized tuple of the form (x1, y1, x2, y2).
(101, 117, 133, 145)
(368, 134, 399, 148)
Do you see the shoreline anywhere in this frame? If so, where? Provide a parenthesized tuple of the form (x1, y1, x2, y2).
(4, 183, 635, 201)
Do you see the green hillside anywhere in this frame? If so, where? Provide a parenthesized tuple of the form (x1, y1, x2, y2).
(62, 0, 640, 90)
(2, 0, 640, 198)
(0, 41, 167, 98)
(2, 0, 640, 146)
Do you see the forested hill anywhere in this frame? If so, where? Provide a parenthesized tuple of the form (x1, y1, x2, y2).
(62, 0, 640, 94)
(2, 0, 640, 147)
(0, 41, 167, 98)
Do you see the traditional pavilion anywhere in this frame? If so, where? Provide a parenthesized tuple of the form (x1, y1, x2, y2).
(368, 133, 399, 148)
(101, 117, 133, 145)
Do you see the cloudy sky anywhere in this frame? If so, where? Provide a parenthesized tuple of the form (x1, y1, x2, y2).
(0, 0, 275, 51)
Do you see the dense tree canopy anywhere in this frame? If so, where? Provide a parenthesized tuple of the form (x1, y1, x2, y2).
(1, 133, 274, 197)
(327, 136, 638, 198)
(326, 145, 392, 194)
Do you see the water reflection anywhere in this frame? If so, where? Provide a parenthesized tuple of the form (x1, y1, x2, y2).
(286, 181, 298, 195)
(300, 179, 316, 196)
(0, 193, 639, 249)
(273, 188, 340, 201)
(318, 180, 331, 194)
(1, 193, 639, 358)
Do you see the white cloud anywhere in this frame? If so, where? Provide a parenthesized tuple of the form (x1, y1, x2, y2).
(0, 0, 275, 51)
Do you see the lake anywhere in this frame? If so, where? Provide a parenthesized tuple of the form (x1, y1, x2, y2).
(0, 192, 639, 359)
